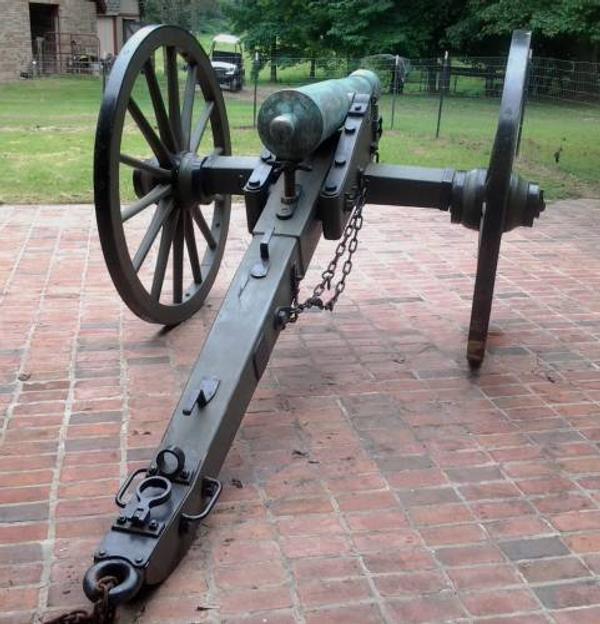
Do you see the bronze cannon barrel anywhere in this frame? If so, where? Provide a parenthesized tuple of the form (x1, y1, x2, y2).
(257, 69, 381, 161)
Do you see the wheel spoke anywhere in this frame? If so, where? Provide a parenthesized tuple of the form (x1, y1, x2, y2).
(184, 211, 202, 283)
(172, 211, 184, 304)
(181, 64, 197, 150)
(132, 198, 174, 272)
(143, 57, 177, 153)
(120, 154, 172, 181)
(128, 98, 171, 166)
(166, 46, 183, 151)
(151, 212, 177, 301)
(190, 101, 214, 154)
(191, 205, 217, 249)
(121, 184, 172, 222)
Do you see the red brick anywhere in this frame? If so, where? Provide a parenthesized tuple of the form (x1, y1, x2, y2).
(297, 577, 371, 607)
(213, 540, 281, 566)
(305, 603, 383, 624)
(460, 482, 521, 500)
(362, 547, 437, 573)
(373, 570, 448, 596)
(550, 510, 600, 531)
(516, 476, 577, 495)
(447, 564, 521, 590)
(0, 523, 47, 544)
(0, 485, 50, 504)
(276, 514, 343, 536)
(485, 516, 553, 539)
(519, 557, 591, 583)
(534, 580, 600, 609)
(0, 586, 39, 611)
(471, 499, 535, 520)
(344, 510, 408, 532)
(420, 523, 487, 546)
(462, 589, 539, 616)
(0, 562, 43, 591)
(533, 493, 596, 514)
(409, 503, 474, 526)
(281, 534, 350, 559)
(219, 586, 293, 615)
(565, 532, 600, 553)
(435, 544, 504, 566)
(554, 607, 600, 624)
(387, 594, 466, 623)
(335, 490, 397, 512)
(292, 556, 362, 580)
(352, 529, 421, 552)
(269, 496, 333, 516)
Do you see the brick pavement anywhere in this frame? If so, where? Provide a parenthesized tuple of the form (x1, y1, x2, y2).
(1, 199, 600, 623)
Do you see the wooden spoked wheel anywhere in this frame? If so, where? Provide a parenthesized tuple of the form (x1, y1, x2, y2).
(94, 25, 231, 325)
(466, 30, 531, 368)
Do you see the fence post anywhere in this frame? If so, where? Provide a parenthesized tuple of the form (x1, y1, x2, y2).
(252, 51, 259, 128)
(435, 50, 449, 139)
(390, 54, 400, 130)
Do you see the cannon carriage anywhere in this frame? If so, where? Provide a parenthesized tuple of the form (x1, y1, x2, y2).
(78, 24, 545, 612)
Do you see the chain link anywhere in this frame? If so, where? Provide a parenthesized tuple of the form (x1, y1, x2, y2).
(44, 576, 118, 624)
(279, 181, 367, 327)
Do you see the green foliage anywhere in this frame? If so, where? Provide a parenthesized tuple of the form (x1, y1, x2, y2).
(222, 0, 600, 61)
(140, 0, 225, 33)
(447, 0, 600, 54)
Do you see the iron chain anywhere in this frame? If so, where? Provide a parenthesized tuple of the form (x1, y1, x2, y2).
(44, 576, 118, 624)
(279, 181, 367, 327)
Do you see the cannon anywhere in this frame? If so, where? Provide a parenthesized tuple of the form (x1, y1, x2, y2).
(76, 24, 544, 614)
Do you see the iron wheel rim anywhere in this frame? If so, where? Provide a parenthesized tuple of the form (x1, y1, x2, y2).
(94, 24, 231, 325)
(467, 30, 531, 367)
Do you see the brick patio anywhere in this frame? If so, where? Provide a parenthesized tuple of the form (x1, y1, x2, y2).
(2, 199, 600, 623)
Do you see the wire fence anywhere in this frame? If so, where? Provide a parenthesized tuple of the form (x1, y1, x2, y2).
(249, 54, 600, 105)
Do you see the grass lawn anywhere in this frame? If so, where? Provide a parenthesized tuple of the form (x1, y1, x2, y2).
(0, 74, 598, 204)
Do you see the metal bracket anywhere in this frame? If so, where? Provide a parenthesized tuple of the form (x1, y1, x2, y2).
(182, 376, 220, 415)
(251, 227, 274, 278)
(277, 187, 301, 219)
(244, 150, 279, 232)
(113, 475, 172, 538)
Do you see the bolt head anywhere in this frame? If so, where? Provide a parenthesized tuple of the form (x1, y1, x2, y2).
(96, 549, 106, 558)
(149, 520, 158, 529)
(134, 555, 144, 564)
(116, 515, 126, 525)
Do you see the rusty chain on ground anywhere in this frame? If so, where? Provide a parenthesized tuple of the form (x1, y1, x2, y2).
(44, 576, 118, 624)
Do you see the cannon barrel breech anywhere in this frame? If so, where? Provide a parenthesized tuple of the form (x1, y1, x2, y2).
(257, 69, 381, 161)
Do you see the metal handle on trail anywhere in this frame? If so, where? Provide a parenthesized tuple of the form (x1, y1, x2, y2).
(114, 468, 147, 508)
(181, 476, 223, 522)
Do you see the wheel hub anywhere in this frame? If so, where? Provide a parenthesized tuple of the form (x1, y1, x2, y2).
(133, 152, 207, 209)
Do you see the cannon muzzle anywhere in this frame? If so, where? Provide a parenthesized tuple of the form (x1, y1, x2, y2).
(257, 69, 381, 161)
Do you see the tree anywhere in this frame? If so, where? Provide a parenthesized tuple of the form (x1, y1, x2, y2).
(224, 0, 331, 81)
(446, 0, 600, 57)
(140, 0, 224, 33)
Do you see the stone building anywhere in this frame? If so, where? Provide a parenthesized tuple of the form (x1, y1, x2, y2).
(0, 0, 140, 83)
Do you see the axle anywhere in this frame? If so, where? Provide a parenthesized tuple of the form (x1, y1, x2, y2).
(134, 154, 544, 234)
